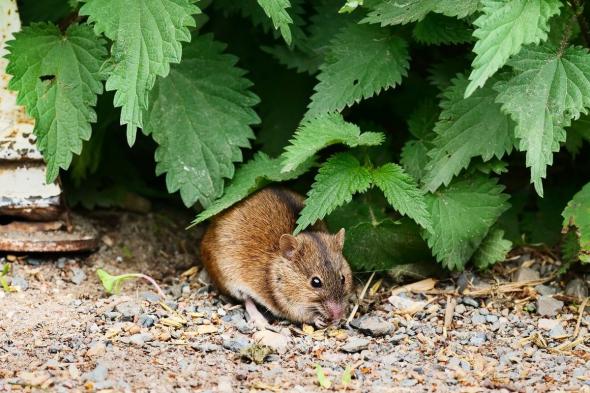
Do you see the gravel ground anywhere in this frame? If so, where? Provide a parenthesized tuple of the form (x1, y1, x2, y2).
(1, 210, 590, 392)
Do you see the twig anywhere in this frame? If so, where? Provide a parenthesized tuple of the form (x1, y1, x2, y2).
(347, 272, 375, 324)
(443, 296, 456, 340)
(574, 297, 589, 338)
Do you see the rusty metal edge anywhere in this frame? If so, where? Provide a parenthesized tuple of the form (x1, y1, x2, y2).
(0, 238, 99, 253)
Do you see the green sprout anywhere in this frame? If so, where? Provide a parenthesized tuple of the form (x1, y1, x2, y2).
(96, 268, 165, 298)
(0, 263, 15, 292)
(315, 364, 332, 389)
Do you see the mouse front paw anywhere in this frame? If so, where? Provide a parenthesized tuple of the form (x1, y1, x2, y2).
(312, 316, 328, 329)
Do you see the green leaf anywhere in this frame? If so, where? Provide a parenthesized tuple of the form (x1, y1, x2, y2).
(424, 175, 510, 270)
(407, 99, 438, 140)
(79, 0, 199, 145)
(400, 140, 430, 182)
(341, 366, 353, 386)
(372, 163, 432, 231)
(473, 228, 512, 270)
(413, 13, 473, 45)
(6, 23, 107, 182)
(423, 75, 515, 192)
(362, 0, 480, 26)
(306, 23, 409, 118)
(257, 0, 294, 45)
(96, 269, 138, 295)
(562, 182, 590, 263)
(495, 44, 590, 196)
(191, 152, 313, 226)
(315, 365, 332, 389)
(565, 114, 590, 158)
(326, 200, 431, 271)
(281, 113, 384, 173)
(143, 34, 259, 208)
(465, 0, 561, 97)
(295, 153, 373, 234)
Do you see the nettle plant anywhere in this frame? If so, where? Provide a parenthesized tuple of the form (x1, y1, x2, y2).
(6, 0, 590, 271)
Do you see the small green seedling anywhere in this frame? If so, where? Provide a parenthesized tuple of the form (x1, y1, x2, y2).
(0, 263, 15, 292)
(315, 364, 332, 389)
(96, 268, 165, 298)
(341, 365, 352, 387)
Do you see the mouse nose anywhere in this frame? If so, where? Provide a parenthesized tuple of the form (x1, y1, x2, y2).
(325, 300, 345, 321)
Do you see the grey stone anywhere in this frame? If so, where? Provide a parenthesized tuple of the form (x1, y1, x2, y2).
(537, 296, 564, 317)
(341, 337, 370, 353)
(400, 379, 417, 387)
(139, 314, 156, 328)
(390, 334, 407, 343)
(462, 297, 479, 308)
(535, 285, 557, 296)
(471, 312, 486, 325)
(454, 304, 466, 314)
(566, 278, 588, 299)
(485, 315, 498, 323)
(115, 301, 142, 321)
(222, 336, 250, 352)
(538, 318, 559, 330)
(252, 330, 289, 354)
(513, 267, 540, 282)
(70, 268, 86, 285)
(549, 324, 566, 338)
(191, 343, 220, 352)
(141, 291, 160, 303)
(355, 316, 394, 337)
(10, 276, 28, 291)
(129, 333, 152, 346)
(103, 311, 121, 321)
(83, 362, 109, 383)
(469, 332, 486, 346)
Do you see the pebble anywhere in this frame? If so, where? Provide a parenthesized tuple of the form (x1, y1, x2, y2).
(461, 297, 479, 308)
(454, 304, 466, 314)
(565, 278, 588, 298)
(341, 337, 370, 353)
(86, 342, 106, 357)
(485, 315, 498, 323)
(129, 333, 153, 346)
(513, 266, 540, 282)
(538, 318, 559, 330)
(141, 292, 160, 303)
(537, 296, 564, 317)
(115, 301, 142, 321)
(549, 324, 566, 338)
(469, 332, 486, 346)
(11, 276, 28, 291)
(535, 284, 557, 296)
(82, 362, 109, 383)
(70, 268, 87, 285)
(222, 336, 250, 352)
(471, 313, 486, 325)
(191, 343, 220, 352)
(252, 330, 289, 354)
(139, 314, 156, 328)
(353, 316, 394, 337)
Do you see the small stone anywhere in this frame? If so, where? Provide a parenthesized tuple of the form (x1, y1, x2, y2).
(252, 330, 289, 354)
(549, 324, 566, 338)
(400, 379, 417, 387)
(191, 343, 220, 352)
(129, 333, 152, 346)
(388, 295, 426, 314)
(354, 316, 394, 337)
(461, 297, 479, 308)
(469, 332, 486, 346)
(471, 312, 486, 325)
(115, 301, 142, 321)
(196, 325, 218, 335)
(139, 314, 156, 328)
(86, 342, 106, 357)
(103, 311, 121, 321)
(535, 285, 557, 296)
(513, 267, 540, 282)
(82, 363, 109, 383)
(454, 304, 466, 314)
(537, 295, 564, 317)
(11, 276, 28, 291)
(341, 337, 370, 353)
(565, 278, 589, 299)
(223, 336, 250, 352)
(198, 269, 212, 286)
(141, 292, 160, 303)
(485, 315, 498, 323)
(70, 268, 87, 285)
(538, 318, 559, 330)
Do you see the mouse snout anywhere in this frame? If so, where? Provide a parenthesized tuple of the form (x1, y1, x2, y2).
(324, 300, 345, 321)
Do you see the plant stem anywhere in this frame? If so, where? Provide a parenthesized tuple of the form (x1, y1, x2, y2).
(136, 274, 166, 299)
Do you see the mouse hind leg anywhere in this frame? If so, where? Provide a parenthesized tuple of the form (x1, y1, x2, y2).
(245, 297, 270, 330)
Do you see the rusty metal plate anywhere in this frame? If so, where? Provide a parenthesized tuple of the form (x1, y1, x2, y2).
(0, 215, 99, 252)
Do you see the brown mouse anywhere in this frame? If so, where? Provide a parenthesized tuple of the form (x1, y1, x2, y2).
(200, 187, 353, 328)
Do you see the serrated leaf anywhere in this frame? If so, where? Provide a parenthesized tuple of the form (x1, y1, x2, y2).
(495, 44, 590, 196)
(372, 163, 432, 231)
(562, 182, 590, 263)
(326, 200, 431, 271)
(295, 153, 373, 233)
(401, 140, 430, 181)
(306, 23, 409, 118)
(565, 114, 590, 158)
(257, 0, 294, 45)
(423, 75, 515, 192)
(413, 13, 473, 45)
(407, 99, 438, 140)
(473, 228, 512, 270)
(192, 153, 313, 226)
(143, 34, 259, 208)
(6, 23, 107, 182)
(424, 175, 510, 270)
(79, 0, 199, 145)
(362, 0, 480, 26)
(281, 113, 384, 173)
(465, 0, 561, 97)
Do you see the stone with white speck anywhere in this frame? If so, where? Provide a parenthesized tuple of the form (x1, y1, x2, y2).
(341, 337, 370, 353)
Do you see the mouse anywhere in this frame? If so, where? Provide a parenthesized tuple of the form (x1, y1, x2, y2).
(200, 187, 353, 328)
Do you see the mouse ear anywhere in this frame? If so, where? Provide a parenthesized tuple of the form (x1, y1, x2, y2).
(335, 228, 345, 249)
(279, 234, 299, 259)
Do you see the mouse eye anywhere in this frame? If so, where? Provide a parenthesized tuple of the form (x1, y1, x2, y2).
(341, 275, 345, 284)
(311, 277, 322, 288)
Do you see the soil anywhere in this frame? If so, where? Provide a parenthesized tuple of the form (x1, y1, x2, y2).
(1, 208, 589, 392)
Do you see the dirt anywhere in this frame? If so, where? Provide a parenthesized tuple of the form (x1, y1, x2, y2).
(1, 208, 590, 392)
